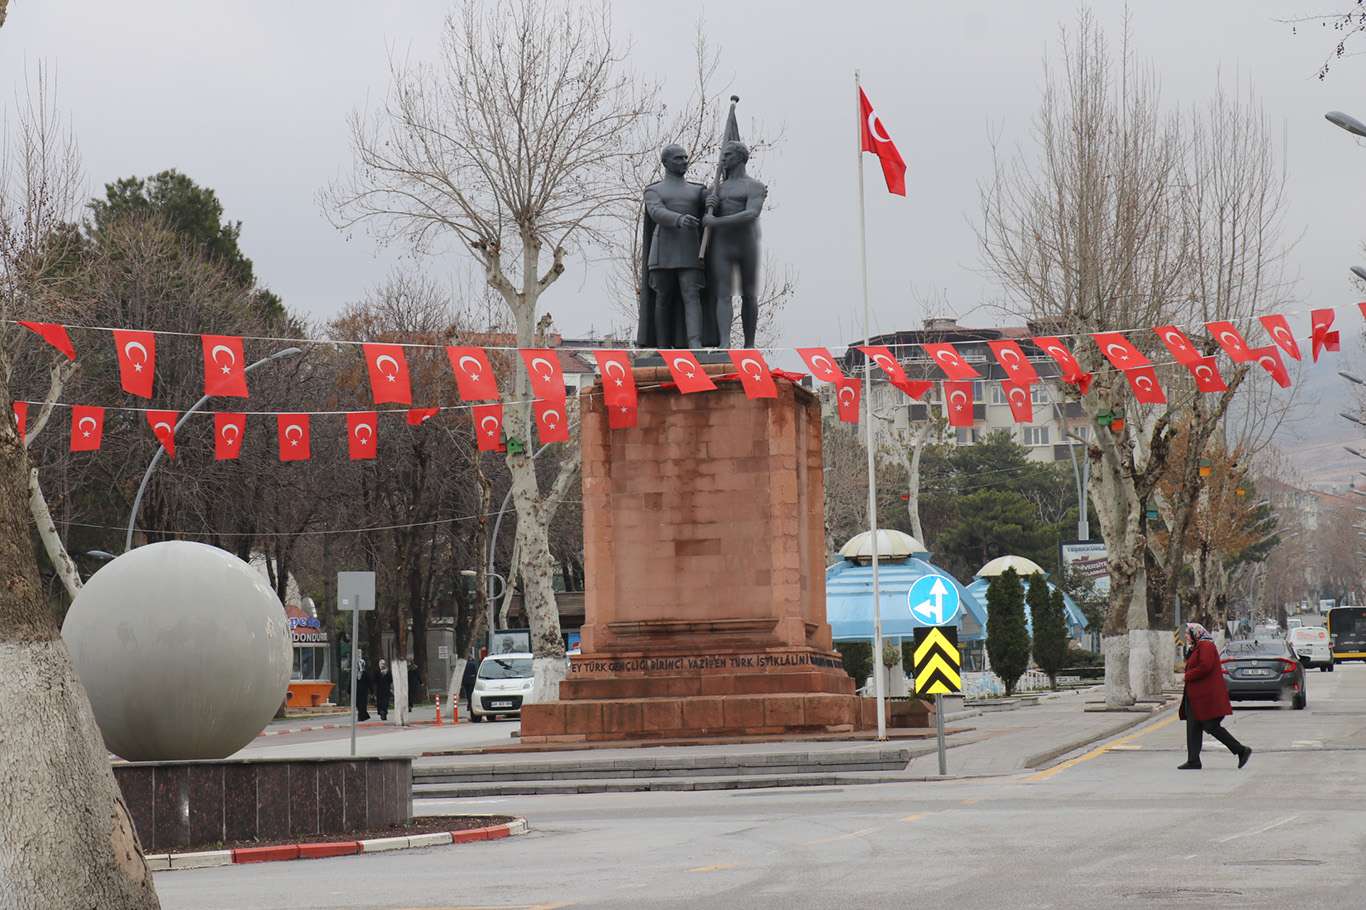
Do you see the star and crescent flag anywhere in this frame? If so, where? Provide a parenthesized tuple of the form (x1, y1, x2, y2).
(202, 334, 248, 398)
(214, 413, 245, 461)
(533, 398, 570, 444)
(858, 345, 932, 399)
(70, 405, 104, 453)
(113, 330, 157, 398)
(19, 321, 76, 360)
(943, 380, 975, 428)
(663, 350, 716, 394)
(987, 340, 1039, 384)
(446, 346, 500, 401)
(1259, 314, 1301, 361)
(858, 86, 907, 196)
(1206, 321, 1254, 363)
(362, 343, 413, 406)
(594, 350, 640, 427)
(833, 374, 862, 424)
(277, 413, 311, 462)
(1311, 308, 1340, 362)
(1002, 380, 1033, 423)
(13, 401, 28, 441)
(472, 403, 505, 453)
(145, 410, 178, 458)
(728, 349, 778, 400)
(922, 342, 980, 381)
(1033, 336, 1092, 394)
(797, 347, 844, 383)
(347, 411, 378, 461)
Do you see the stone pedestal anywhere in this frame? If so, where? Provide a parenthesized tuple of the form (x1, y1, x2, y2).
(521, 370, 873, 743)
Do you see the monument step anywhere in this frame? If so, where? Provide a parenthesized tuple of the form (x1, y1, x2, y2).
(413, 746, 913, 785)
(413, 769, 930, 798)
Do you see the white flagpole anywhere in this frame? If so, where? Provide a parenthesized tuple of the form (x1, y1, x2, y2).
(855, 69, 886, 741)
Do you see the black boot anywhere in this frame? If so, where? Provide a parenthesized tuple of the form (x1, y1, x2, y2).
(1177, 761, 1202, 770)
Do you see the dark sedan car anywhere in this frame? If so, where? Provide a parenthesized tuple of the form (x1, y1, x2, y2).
(1221, 639, 1306, 710)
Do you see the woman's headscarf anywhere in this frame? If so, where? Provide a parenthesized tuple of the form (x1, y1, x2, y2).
(1186, 622, 1213, 644)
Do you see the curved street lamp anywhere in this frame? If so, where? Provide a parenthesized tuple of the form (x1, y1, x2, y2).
(124, 346, 304, 552)
(1326, 110, 1366, 138)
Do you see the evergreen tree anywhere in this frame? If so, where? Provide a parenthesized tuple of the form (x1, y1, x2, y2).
(986, 567, 1031, 696)
(1031, 576, 1069, 689)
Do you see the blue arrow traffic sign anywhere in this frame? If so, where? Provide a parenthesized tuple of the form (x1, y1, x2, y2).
(907, 573, 961, 626)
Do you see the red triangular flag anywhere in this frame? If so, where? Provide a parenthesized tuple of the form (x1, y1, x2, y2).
(1002, 381, 1033, 423)
(1311, 309, 1340, 363)
(662, 350, 716, 394)
(1092, 332, 1151, 369)
(1124, 366, 1166, 405)
(13, 401, 28, 441)
(347, 411, 378, 461)
(923, 342, 980, 380)
(202, 335, 249, 397)
(277, 414, 311, 462)
(70, 405, 104, 452)
(796, 347, 844, 383)
(1205, 321, 1253, 363)
(594, 350, 639, 428)
(1188, 357, 1226, 393)
(728, 350, 778, 400)
(834, 375, 862, 424)
(858, 87, 907, 196)
(987, 340, 1039, 383)
(113, 330, 157, 398)
(19, 321, 76, 360)
(533, 398, 570, 443)
(1153, 325, 1200, 366)
(362, 343, 413, 406)
(446, 347, 500, 401)
(145, 410, 178, 458)
(520, 349, 566, 402)
(1258, 314, 1301, 361)
(943, 380, 974, 427)
(1034, 336, 1093, 394)
(1250, 345, 1291, 388)
(214, 413, 245, 461)
(406, 407, 438, 426)
(472, 403, 505, 452)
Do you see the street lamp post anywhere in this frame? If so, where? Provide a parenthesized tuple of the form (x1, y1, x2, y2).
(124, 347, 303, 552)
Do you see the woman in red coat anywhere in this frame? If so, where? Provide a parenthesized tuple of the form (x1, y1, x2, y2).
(1179, 623, 1252, 770)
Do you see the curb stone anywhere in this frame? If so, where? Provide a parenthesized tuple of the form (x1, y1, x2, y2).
(1023, 702, 1178, 769)
(146, 817, 528, 871)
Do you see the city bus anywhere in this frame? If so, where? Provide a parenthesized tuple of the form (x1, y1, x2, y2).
(1326, 606, 1366, 661)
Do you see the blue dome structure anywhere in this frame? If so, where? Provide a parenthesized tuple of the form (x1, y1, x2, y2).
(965, 559, 1089, 640)
(825, 554, 987, 642)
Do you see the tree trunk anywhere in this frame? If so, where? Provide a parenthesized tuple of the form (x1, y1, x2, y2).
(0, 405, 161, 908)
(30, 468, 81, 601)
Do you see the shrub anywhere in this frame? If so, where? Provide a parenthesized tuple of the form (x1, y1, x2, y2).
(986, 567, 1031, 696)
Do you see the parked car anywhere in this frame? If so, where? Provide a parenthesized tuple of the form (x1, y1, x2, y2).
(1288, 626, 1334, 672)
(468, 652, 534, 722)
(1220, 639, 1306, 710)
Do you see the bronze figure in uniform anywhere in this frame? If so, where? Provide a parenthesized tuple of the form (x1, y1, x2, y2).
(636, 144, 717, 349)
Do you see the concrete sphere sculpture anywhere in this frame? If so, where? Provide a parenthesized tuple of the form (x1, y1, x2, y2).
(62, 541, 292, 761)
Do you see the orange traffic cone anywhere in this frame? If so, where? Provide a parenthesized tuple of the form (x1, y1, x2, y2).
(434, 695, 443, 726)
(452, 696, 460, 724)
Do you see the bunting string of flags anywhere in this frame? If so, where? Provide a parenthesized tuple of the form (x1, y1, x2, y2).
(6, 303, 1358, 460)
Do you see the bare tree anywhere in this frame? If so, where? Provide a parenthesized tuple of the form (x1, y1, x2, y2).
(326, 0, 646, 699)
(1276, 4, 1366, 79)
(0, 73, 162, 908)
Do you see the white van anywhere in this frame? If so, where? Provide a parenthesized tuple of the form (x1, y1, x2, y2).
(468, 652, 535, 721)
(1288, 626, 1334, 671)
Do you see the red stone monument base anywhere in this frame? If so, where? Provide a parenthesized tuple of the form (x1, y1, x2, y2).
(520, 692, 880, 744)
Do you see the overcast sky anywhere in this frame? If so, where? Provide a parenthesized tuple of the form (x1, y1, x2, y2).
(3, 1, 1364, 465)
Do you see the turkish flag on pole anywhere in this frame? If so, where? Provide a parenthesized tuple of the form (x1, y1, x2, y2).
(728, 350, 778, 400)
(1259, 314, 1301, 361)
(347, 411, 378, 461)
(214, 413, 245, 460)
(113, 330, 157, 398)
(1205, 321, 1254, 363)
(533, 398, 570, 443)
(277, 414, 311, 462)
(1153, 325, 1200, 366)
(13, 401, 27, 441)
(1092, 332, 1151, 369)
(663, 350, 716, 394)
(70, 405, 104, 452)
(472, 403, 506, 452)
(834, 375, 862, 424)
(19, 321, 76, 360)
(202, 335, 249, 397)
(987, 340, 1039, 384)
(796, 347, 844, 383)
(923, 343, 980, 380)
(520, 349, 567, 401)
(1251, 345, 1291, 388)
(1002, 381, 1033, 423)
(858, 86, 907, 196)
(446, 347, 500, 401)
(594, 350, 639, 428)
(145, 410, 178, 458)
(1187, 357, 1227, 393)
(943, 381, 975, 428)
(1124, 366, 1167, 405)
(1033, 336, 1093, 394)
(1311, 308, 1341, 362)
(362, 343, 413, 405)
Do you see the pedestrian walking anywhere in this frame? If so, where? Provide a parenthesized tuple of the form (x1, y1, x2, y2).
(355, 652, 371, 722)
(407, 662, 421, 712)
(1179, 622, 1252, 771)
(375, 658, 392, 722)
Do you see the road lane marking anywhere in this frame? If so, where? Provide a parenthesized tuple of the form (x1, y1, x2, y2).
(1025, 714, 1179, 782)
(959, 798, 980, 806)
(689, 863, 739, 873)
(902, 813, 927, 823)
(1214, 814, 1300, 844)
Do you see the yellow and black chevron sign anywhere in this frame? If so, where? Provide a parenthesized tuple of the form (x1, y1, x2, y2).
(913, 625, 962, 697)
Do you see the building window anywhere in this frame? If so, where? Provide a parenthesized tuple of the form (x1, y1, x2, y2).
(1021, 426, 1050, 446)
(989, 383, 1008, 405)
(1031, 384, 1051, 404)
(955, 427, 982, 445)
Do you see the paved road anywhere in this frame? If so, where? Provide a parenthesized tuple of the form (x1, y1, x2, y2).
(157, 663, 1366, 910)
